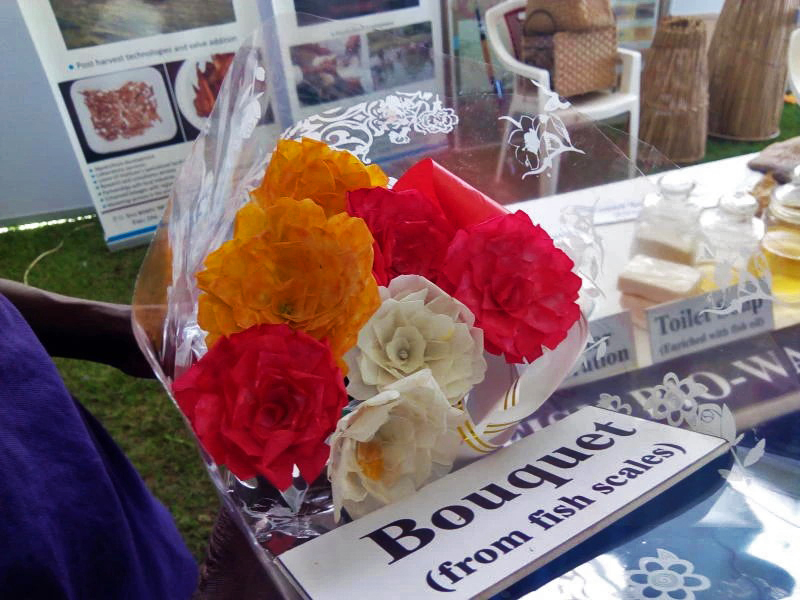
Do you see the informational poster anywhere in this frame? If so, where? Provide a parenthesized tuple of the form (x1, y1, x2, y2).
(17, 0, 267, 248)
(266, 0, 446, 139)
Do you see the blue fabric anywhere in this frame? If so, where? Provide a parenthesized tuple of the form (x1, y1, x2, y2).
(0, 295, 197, 599)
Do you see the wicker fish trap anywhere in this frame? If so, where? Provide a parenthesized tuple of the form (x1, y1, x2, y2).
(640, 17, 709, 163)
(707, 0, 799, 141)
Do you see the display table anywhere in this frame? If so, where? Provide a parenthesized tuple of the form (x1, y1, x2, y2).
(512, 154, 758, 314)
(511, 153, 800, 365)
(492, 154, 800, 599)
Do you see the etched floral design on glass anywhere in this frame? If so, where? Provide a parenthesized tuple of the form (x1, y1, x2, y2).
(625, 549, 711, 600)
(596, 393, 632, 415)
(500, 113, 584, 179)
(282, 91, 458, 162)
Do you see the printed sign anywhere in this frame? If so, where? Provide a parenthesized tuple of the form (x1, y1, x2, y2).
(646, 290, 773, 364)
(17, 0, 270, 248)
(561, 311, 638, 388)
(278, 407, 728, 599)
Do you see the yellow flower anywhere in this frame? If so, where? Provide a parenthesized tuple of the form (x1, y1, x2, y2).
(197, 197, 379, 371)
(250, 137, 388, 217)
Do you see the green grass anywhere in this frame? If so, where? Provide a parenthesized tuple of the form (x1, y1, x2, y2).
(702, 101, 800, 164)
(0, 219, 217, 560)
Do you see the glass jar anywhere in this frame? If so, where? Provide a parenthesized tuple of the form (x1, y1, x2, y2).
(632, 171, 701, 265)
(695, 192, 765, 292)
(762, 177, 800, 303)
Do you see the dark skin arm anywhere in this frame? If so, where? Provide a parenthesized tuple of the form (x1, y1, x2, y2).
(0, 278, 154, 378)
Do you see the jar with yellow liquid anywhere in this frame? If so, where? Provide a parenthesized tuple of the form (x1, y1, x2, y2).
(696, 192, 764, 292)
(762, 176, 800, 303)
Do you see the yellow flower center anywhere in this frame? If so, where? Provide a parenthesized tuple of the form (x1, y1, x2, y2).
(356, 440, 384, 480)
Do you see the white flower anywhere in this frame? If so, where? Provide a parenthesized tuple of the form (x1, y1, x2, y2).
(345, 275, 486, 406)
(328, 369, 464, 521)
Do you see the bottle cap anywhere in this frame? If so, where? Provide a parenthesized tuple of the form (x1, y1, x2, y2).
(773, 179, 800, 210)
(719, 192, 758, 219)
(658, 172, 695, 199)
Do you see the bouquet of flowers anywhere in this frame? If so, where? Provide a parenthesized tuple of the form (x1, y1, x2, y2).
(130, 14, 639, 593)
(168, 135, 585, 523)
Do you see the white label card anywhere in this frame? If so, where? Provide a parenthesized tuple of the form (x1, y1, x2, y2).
(646, 289, 774, 363)
(561, 311, 637, 388)
(278, 407, 728, 599)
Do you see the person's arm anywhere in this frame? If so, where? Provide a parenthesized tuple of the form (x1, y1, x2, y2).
(0, 279, 153, 378)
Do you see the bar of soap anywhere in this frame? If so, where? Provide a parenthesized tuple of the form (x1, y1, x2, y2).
(631, 224, 696, 264)
(618, 255, 702, 303)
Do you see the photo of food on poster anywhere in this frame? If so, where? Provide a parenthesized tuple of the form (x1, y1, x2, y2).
(16, 0, 271, 249)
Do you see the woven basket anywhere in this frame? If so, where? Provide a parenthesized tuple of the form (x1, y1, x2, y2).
(522, 26, 617, 97)
(524, 0, 615, 34)
(708, 0, 799, 141)
(640, 18, 708, 163)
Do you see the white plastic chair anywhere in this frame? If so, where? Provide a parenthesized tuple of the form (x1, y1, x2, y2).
(789, 28, 800, 101)
(485, 0, 641, 184)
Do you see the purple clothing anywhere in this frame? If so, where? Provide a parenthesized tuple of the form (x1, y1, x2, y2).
(0, 295, 197, 599)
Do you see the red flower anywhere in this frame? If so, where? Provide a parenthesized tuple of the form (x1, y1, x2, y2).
(394, 158, 507, 229)
(172, 324, 347, 490)
(437, 211, 581, 364)
(347, 187, 456, 285)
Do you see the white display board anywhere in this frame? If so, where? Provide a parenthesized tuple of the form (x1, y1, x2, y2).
(16, 0, 269, 248)
(0, 2, 92, 227)
(279, 406, 727, 599)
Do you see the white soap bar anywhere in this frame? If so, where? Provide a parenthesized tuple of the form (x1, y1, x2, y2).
(632, 223, 696, 264)
(618, 254, 702, 303)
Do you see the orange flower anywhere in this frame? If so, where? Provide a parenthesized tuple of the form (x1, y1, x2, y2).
(250, 137, 388, 217)
(196, 197, 379, 371)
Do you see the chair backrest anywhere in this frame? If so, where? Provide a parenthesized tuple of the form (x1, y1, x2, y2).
(485, 0, 528, 59)
(503, 6, 527, 61)
(486, 0, 555, 95)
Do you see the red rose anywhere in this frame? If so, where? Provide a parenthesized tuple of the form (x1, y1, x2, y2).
(437, 211, 581, 364)
(394, 158, 508, 229)
(172, 324, 347, 490)
(347, 187, 456, 285)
